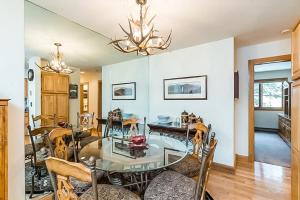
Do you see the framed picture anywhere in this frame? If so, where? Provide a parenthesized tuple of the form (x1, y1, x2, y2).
(112, 82, 136, 100)
(69, 84, 78, 99)
(163, 75, 207, 100)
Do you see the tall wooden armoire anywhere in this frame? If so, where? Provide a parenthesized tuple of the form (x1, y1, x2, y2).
(0, 99, 9, 200)
(41, 72, 69, 125)
(291, 21, 300, 200)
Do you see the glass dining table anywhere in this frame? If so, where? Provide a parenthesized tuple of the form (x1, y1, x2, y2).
(78, 132, 189, 191)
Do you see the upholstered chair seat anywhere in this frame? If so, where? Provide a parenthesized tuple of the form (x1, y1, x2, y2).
(168, 122, 211, 178)
(144, 170, 196, 200)
(145, 132, 217, 200)
(25, 143, 43, 157)
(80, 136, 99, 148)
(168, 154, 201, 177)
(79, 184, 141, 200)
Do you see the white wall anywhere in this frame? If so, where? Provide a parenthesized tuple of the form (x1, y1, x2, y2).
(102, 38, 235, 166)
(149, 38, 235, 166)
(235, 39, 291, 156)
(0, 0, 25, 199)
(102, 58, 149, 120)
(69, 68, 81, 125)
(28, 57, 42, 127)
(254, 69, 291, 129)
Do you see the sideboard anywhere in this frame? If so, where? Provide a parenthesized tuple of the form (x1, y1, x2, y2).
(278, 113, 291, 146)
(0, 99, 9, 200)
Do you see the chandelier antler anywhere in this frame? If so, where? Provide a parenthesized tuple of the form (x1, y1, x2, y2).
(110, 0, 172, 56)
(35, 43, 73, 74)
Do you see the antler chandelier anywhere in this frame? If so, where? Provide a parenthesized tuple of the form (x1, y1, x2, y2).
(36, 43, 73, 74)
(110, 0, 172, 56)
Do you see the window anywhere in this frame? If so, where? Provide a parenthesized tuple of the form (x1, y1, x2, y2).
(254, 78, 286, 110)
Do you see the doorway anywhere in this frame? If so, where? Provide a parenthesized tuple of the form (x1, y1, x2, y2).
(248, 55, 291, 167)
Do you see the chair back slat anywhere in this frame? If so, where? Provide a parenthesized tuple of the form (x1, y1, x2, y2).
(46, 157, 97, 200)
(77, 112, 94, 128)
(48, 128, 77, 162)
(27, 125, 53, 166)
(188, 122, 209, 158)
(32, 114, 57, 128)
(194, 133, 217, 200)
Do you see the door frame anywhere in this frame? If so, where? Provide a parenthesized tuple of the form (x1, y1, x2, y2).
(248, 54, 291, 162)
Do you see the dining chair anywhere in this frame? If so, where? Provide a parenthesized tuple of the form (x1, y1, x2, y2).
(27, 125, 54, 198)
(46, 156, 141, 200)
(47, 128, 96, 195)
(47, 128, 77, 162)
(32, 114, 57, 128)
(75, 112, 98, 148)
(167, 122, 211, 178)
(77, 112, 95, 128)
(144, 132, 217, 200)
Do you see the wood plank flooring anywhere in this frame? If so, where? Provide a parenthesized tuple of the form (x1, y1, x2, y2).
(207, 160, 291, 200)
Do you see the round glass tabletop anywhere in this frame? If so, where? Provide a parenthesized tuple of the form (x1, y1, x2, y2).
(79, 134, 188, 173)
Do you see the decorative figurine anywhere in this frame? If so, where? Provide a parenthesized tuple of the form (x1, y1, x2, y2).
(181, 110, 189, 126)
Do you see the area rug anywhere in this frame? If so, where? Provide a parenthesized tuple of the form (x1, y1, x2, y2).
(25, 163, 52, 194)
(255, 131, 291, 168)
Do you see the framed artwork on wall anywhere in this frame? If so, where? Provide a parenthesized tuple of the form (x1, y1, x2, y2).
(69, 84, 78, 99)
(163, 75, 207, 100)
(112, 82, 136, 100)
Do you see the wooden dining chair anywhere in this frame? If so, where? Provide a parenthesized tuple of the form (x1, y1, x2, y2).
(77, 112, 95, 128)
(32, 114, 57, 128)
(144, 132, 217, 200)
(46, 157, 141, 200)
(47, 128, 77, 162)
(168, 122, 211, 178)
(27, 125, 55, 198)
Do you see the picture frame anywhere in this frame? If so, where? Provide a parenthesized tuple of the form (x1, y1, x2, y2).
(163, 75, 207, 100)
(69, 84, 78, 99)
(112, 82, 136, 100)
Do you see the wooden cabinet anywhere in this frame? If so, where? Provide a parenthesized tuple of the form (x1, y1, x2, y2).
(56, 94, 69, 122)
(292, 78, 300, 200)
(41, 72, 69, 125)
(278, 114, 291, 146)
(41, 72, 69, 93)
(0, 100, 9, 200)
(292, 23, 300, 80)
(24, 112, 29, 134)
(292, 147, 300, 200)
(24, 78, 28, 98)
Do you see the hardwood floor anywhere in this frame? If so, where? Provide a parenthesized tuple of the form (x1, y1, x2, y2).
(207, 160, 291, 200)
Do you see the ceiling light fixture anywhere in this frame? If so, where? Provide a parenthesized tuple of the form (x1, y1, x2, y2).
(110, 0, 172, 56)
(281, 29, 291, 34)
(36, 43, 73, 74)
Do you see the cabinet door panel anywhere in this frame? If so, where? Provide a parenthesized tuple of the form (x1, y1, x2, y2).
(41, 94, 56, 126)
(56, 94, 69, 122)
(292, 23, 300, 80)
(292, 147, 300, 200)
(55, 75, 69, 93)
(42, 73, 56, 93)
(292, 80, 300, 151)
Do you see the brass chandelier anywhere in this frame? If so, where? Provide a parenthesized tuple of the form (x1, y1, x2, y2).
(36, 43, 73, 74)
(110, 0, 172, 56)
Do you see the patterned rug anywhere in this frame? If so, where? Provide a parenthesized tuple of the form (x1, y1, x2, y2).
(25, 163, 52, 194)
(25, 162, 92, 196)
